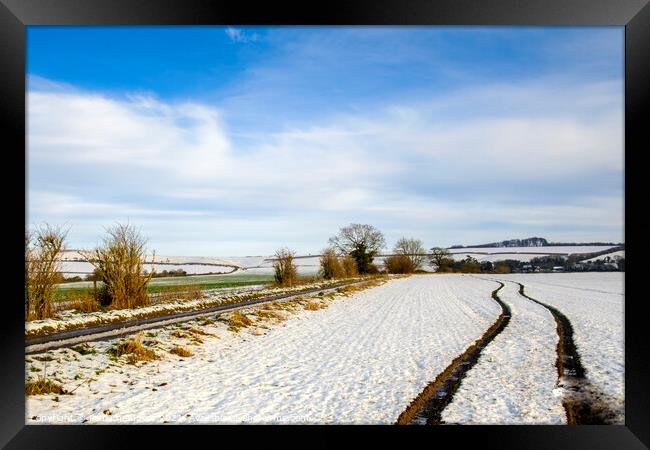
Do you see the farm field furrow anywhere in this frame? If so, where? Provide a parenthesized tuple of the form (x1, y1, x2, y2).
(26, 275, 500, 424)
(441, 279, 566, 424)
(496, 273, 624, 423)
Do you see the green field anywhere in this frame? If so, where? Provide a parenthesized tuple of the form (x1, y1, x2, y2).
(55, 273, 274, 302)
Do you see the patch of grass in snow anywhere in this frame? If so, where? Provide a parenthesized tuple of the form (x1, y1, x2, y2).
(188, 327, 215, 337)
(169, 346, 193, 357)
(71, 343, 96, 355)
(253, 309, 283, 320)
(33, 355, 55, 362)
(228, 311, 253, 332)
(304, 301, 327, 311)
(108, 333, 159, 364)
(25, 378, 67, 395)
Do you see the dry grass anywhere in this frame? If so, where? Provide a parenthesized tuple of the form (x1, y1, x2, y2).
(25, 378, 67, 395)
(336, 277, 387, 296)
(253, 309, 283, 320)
(170, 329, 192, 339)
(169, 346, 193, 357)
(155, 285, 205, 303)
(228, 311, 253, 332)
(108, 333, 159, 364)
(188, 327, 215, 337)
(304, 301, 327, 311)
(70, 343, 96, 355)
(66, 291, 100, 313)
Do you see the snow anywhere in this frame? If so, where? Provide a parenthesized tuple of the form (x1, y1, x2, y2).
(441, 278, 566, 424)
(582, 250, 624, 263)
(496, 272, 624, 423)
(26, 274, 500, 424)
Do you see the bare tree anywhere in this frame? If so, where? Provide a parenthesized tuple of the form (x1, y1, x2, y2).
(328, 224, 385, 274)
(25, 224, 68, 320)
(393, 237, 426, 271)
(81, 223, 153, 309)
(430, 247, 454, 272)
(273, 247, 298, 287)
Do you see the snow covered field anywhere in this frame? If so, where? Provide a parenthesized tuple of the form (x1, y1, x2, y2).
(26, 275, 500, 424)
(496, 272, 625, 423)
(441, 279, 566, 424)
(26, 272, 624, 424)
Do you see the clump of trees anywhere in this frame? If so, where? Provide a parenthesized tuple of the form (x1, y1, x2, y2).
(273, 247, 298, 287)
(451, 256, 481, 273)
(430, 247, 454, 272)
(150, 268, 187, 278)
(82, 223, 153, 309)
(329, 223, 385, 274)
(25, 224, 68, 320)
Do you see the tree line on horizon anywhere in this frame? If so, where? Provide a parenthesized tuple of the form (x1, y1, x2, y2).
(28, 220, 620, 321)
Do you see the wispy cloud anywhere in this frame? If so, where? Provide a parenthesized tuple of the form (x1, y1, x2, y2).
(225, 27, 260, 43)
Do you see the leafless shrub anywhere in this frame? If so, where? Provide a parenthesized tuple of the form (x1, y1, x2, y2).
(393, 237, 426, 271)
(273, 247, 298, 287)
(341, 255, 358, 277)
(319, 247, 344, 279)
(25, 224, 68, 320)
(384, 255, 416, 274)
(82, 223, 153, 309)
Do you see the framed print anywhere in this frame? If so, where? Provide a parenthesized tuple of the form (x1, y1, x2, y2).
(1, 0, 648, 448)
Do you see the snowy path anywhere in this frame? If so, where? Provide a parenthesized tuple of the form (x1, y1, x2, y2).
(498, 273, 624, 423)
(441, 279, 566, 424)
(27, 275, 500, 424)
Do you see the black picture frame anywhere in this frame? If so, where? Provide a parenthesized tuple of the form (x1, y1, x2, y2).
(1, 0, 647, 448)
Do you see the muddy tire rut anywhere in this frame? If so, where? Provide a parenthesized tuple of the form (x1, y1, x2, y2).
(513, 282, 619, 424)
(395, 281, 511, 425)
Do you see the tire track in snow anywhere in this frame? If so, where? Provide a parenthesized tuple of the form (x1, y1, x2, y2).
(396, 280, 510, 425)
(514, 282, 618, 424)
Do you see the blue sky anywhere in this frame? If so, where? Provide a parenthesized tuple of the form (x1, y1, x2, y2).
(27, 26, 624, 255)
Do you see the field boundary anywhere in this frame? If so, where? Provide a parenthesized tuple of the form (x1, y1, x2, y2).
(25, 279, 372, 354)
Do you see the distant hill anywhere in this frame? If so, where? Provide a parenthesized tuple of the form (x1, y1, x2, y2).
(450, 237, 623, 249)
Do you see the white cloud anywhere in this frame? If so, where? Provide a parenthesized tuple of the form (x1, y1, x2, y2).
(225, 27, 260, 43)
(27, 77, 623, 254)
